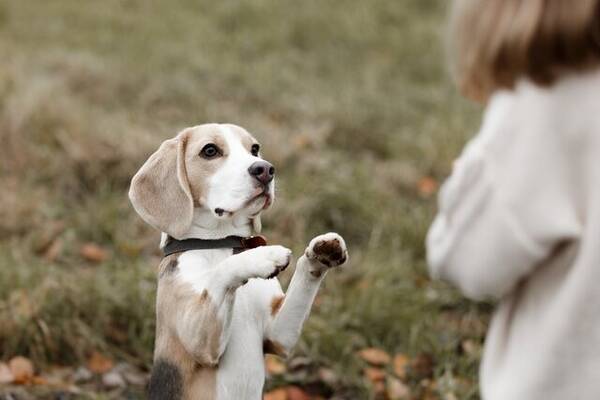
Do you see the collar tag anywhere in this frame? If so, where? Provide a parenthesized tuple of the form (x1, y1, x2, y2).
(241, 235, 268, 249)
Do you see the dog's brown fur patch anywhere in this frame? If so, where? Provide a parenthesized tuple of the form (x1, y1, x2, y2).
(153, 259, 223, 399)
(159, 253, 180, 277)
(180, 127, 227, 207)
(270, 295, 285, 316)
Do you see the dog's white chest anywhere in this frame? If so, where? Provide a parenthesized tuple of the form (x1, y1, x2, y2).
(178, 251, 281, 399)
(215, 281, 276, 399)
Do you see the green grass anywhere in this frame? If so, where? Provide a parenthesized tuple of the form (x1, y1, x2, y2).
(0, 0, 488, 398)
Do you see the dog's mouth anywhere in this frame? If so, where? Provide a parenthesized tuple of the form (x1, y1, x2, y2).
(213, 187, 272, 217)
(245, 187, 272, 210)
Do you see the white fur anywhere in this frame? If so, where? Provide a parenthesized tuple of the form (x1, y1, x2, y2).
(203, 125, 274, 221)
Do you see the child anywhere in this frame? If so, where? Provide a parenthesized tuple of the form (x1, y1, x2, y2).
(426, 0, 600, 399)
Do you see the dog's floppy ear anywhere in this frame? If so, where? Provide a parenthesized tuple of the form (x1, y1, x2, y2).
(129, 134, 194, 239)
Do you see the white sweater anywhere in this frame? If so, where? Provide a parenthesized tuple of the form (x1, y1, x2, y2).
(427, 69, 600, 400)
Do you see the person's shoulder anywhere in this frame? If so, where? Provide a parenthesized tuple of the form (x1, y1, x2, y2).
(551, 68, 600, 101)
(511, 69, 600, 116)
(484, 69, 600, 138)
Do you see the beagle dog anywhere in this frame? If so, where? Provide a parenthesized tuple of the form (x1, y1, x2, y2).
(129, 123, 348, 400)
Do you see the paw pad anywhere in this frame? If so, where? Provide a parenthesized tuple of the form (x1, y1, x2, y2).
(308, 235, 348, 268)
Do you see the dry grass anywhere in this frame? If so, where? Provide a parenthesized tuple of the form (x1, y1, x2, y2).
(0, 0, 488, 398)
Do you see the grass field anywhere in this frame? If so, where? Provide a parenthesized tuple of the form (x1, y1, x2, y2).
(0, 1, 490, 398)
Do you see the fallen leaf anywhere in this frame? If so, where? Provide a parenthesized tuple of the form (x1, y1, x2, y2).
(265, 355, 286, 375)
(87, 351, 114, 374)
(9, 356, 34, 384)
(417, 176, 438, 197)
(364, 367, 386, 383)
(80, 243, 109, 263)
(0, 362, 14, 384)
(286, 386, 310, 400)
(373, 380, 386, 395)
(387, 376, 411, 399)
(33, 221, 66, 254)
(264, 388, 287, 400)
(358, 347, 391, 366)
(43, 238, 64, 262)
(31, 376, 48, 385)
(411, 353, 435, 379)
(393, 353, 410, 379)
(420, 378, 439, 400)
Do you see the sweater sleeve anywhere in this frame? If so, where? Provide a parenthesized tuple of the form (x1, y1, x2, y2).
(426, 91, 581, 300)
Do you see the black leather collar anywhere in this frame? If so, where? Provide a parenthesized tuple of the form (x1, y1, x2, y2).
(162, 235, 268, 257)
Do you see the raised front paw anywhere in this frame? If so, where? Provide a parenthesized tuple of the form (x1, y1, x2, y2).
(242, 245, 292, 281)
(305, 232, 348, 277)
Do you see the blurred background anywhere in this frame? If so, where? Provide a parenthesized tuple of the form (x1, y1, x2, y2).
(0, 0, 491, 399)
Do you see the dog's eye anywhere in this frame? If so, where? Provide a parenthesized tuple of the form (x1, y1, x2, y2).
(200, 144, 221, 159)
(251, 144, 260, 156)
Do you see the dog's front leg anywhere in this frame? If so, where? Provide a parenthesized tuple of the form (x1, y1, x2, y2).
(174, 245, 292, 366)
(264, 233, 348, 357)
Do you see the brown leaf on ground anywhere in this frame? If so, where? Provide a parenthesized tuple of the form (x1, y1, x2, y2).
(0, 362, 14, 384)
(420, 379, 439, 400)
(80, 243, 109, 263)
(265, 355, 286, 375)
(264, 388, 287, 400)
(411, 353, 434, 379)
(43, 238, 64, 262)
(87, 351, 114, 374)
(417, 176, 438, 197)
(31, 376, 49, 385)
(9, 356, 34, 384)
(357, 347, 391, 366)
(387, 376, 411, 400)
(364, 367, 386, 383)
(286, 386, 311, 400)
(373, 380, 386, 395)
(393, 353, 410, 379)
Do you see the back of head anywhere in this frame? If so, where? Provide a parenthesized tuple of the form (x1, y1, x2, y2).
(450, 0, 600, 102)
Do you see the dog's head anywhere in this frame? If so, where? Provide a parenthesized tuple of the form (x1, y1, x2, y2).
(129, 123, 275, 239)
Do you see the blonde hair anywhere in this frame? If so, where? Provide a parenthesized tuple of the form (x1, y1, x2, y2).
(450, 0, 600, 102)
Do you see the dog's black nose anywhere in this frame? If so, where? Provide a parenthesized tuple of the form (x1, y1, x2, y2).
(248, 161, 275, 185)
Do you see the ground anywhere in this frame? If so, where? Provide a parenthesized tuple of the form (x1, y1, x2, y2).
(0, 0, 490, 399)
